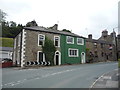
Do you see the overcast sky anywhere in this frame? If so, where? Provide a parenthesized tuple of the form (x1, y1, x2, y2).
(0, 0, 119, 39)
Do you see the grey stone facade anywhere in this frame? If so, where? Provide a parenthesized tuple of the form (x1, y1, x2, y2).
(86, 30, 117, 63)
(117, 34, 120, 59)
(13, 32, 22, 66)
(24, 29, 61, 63)
(13, 25, 63, 67)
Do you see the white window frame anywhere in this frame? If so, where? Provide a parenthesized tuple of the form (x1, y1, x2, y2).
(38, 34, 45, 46)
(68, 48, 79, 57)
(77, 38, 84, 45)
(37, 51, 45, 62)
(54, 36, 60, 47)
(66, 36, 74, 44)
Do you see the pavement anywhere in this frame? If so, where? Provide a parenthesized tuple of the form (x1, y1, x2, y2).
(91, 68, 119, 88)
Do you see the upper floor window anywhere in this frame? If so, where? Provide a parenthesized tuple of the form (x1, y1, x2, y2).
(68, 48, 79, 57)
(54, 36, 60, 47)
(77, 38, 84, 45)
(94, 42, 97, 48)
(38, 34, 45, 46)
(66, 36, 74, 44)
(101, 43, 104, 48)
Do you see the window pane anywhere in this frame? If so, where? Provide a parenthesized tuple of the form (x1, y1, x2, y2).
(39, 52, 43, 62)
(55, 37, 59, 46)
(55, 41, 58, 46)
(39, 35, 45, 46)
(69, 49, 78, 57)
(39, 41, 43, 45)
(74, 50, 77, 55)
(77, 38, 84, 45)
(67, 36, 73, 43)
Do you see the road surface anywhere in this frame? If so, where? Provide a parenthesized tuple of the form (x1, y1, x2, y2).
(2, 62, 118, 88)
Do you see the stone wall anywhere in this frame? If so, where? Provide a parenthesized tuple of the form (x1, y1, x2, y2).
(24, 29, 61, 63)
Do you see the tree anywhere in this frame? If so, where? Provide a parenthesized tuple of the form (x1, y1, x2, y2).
(42, 37, 56, 65)
(9, 21, 17, 27)
(26, 20, 38, 27)
(2, 21, 23, 38)
(62, 29, 71, 33)
(0, 9, 7, 22)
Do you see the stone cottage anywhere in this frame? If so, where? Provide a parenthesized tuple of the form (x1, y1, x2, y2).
(13, 24, 86, 67)
(86, 30, 117, 63)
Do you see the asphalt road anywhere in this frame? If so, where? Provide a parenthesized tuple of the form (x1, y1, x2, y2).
(2, 62, 118, 88)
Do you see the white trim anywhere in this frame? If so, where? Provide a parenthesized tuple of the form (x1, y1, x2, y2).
(18, 33, 21, 46)
(77, 38, 84, 45)
(66, 36, 74, 44)
(54, 36, 60, 47)
(38, 34, 45, 46)
(13, 50, 16, 63)
(81, 52, 86, 64)
(21, 29, 26, 67)
(14, 38, 16, 49)
(37, 51, 45, 62)
(68, 48, 79, 57)
(54, 51, 61, 65)
(17, 50, 20, 65)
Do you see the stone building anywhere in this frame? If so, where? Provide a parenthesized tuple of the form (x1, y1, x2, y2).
(13, 24, 86, 67)
(117, 34, 120, 59)
(86, 30, 117, 63)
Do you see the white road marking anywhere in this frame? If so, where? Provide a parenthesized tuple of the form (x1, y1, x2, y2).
(89, 68, 118, 89)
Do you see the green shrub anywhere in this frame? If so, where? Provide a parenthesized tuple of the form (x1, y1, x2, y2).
(42, 37, 56, 65)
(119, 59, 120, 68)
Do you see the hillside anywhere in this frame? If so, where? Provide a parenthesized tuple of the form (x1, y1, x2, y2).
(0, 38, 14, 47)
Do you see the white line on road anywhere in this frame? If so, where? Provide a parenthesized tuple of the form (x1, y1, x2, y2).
(89, 68, 118, 89)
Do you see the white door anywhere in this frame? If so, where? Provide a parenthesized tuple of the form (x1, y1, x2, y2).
(81, 52, 85, 64)
(54, 51, 61, 65)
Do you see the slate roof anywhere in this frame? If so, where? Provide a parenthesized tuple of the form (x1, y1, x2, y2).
(24, 26, 85, 38)
(0, 47, 13, 51)
(86, 38, 113, 45)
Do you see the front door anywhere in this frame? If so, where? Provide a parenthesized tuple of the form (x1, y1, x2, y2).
(81, 52, 85, 64)
(38, 52, 43, 62)
(54, 51, 61, 65)
(55, 54, 59, 65)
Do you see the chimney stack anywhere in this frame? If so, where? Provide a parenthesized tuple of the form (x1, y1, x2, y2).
(88, 34, 92, 39)
(52, 24, 58, 30)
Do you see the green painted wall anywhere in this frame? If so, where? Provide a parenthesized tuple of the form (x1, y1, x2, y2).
(60, 35, 86, 64)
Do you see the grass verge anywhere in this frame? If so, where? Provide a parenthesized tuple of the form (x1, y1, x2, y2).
(0, 37, 14, 47)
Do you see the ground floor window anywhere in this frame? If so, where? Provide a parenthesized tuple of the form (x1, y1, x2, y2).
(68, 48, 78, 57)
(37, 51, 45, 62)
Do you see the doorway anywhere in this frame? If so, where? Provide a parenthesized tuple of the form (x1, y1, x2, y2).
(81, 52, 85, 64)
(54, 51, 61, 65)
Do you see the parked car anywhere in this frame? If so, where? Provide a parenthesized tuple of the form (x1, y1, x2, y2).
(2, 58, 13, 68)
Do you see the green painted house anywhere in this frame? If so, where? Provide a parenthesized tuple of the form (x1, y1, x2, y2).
(13, 24, 86, 67)
(61, 35, 86, 65)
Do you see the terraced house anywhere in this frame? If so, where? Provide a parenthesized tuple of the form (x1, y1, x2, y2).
(13, 24, 86, 67)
